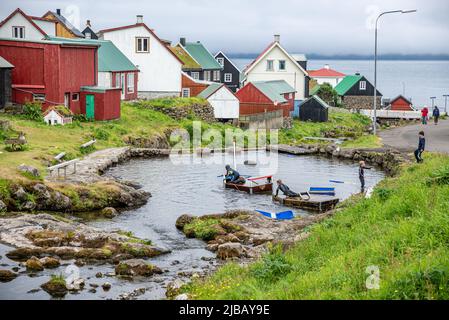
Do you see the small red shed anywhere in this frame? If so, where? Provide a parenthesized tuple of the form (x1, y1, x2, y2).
(80, 86, 121, 120)
(236, 80, 295, 117)
(387, 95, 414, 111)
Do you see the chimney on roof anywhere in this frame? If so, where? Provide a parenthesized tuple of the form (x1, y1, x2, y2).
(324, 64, 330, 70)
(56, 9, 61, 15)
(86, 20, 91, 27)
(180, 38, 186, 46)
(355, 72, 360, 76)
(136, 15, 143, 24)
(274, 34, 280, 43)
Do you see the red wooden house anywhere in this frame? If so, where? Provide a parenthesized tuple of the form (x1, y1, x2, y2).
(181, 72, 208, 97)
(0, 38, 121, 120)
(387, 95, 414, 111)
(236, 80, 295, 117)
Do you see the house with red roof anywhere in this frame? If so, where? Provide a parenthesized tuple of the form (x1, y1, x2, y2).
(98, 15, 183, 99)
(308, 64, 346, 88)
(0, 8, 56, 41)
(386, 95, 414, 111)
(242, 35, 309, 101)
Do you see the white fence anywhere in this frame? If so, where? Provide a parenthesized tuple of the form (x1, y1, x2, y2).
(359, 109, 421, 120)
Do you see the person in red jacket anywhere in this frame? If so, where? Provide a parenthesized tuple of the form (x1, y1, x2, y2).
(421, 107, 429, 125)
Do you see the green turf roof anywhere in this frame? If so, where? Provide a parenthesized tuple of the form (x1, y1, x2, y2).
(252, 80, 295, 103)
(170, 45, 201, 70)
(46, 36, 138, 72)
(334, 75, 363, 96)
(183, 42, 223, 70)
(198, 83, 223, 99)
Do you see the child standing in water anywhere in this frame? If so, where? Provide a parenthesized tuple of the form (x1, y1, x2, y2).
(359, 161, 371, 193)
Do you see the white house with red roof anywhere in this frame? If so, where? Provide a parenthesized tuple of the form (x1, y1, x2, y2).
(242, 35, 308, 101)
(0, 8, 56, 41)
(308, 64, 345, 88)
(98, 15, 183, 99)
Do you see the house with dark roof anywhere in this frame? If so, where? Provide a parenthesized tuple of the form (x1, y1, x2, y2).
(42, 9, 85, 38)
(386, 95, 414, 111)
(214, 51, 241, 93)
(308, 64, 345, 88)
(170, 44, 202, 74)
(198, 82, 239, 121)
(47, 36, 139, 101)
(242, 35, 309, 101)
(0, 8, 56, 41)
(299, 95, 330, 123)
(335, 74, 382, 110)
(178, 38, 223, 82)
(236, 80, 296, 117)
(98, 15, 183, 98)
(82, 20, 98, 39)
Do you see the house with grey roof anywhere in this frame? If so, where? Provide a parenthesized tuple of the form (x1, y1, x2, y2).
(42, 9, 85, 38)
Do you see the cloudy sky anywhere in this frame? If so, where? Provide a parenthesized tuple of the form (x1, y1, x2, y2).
(2, 0, 449, 55)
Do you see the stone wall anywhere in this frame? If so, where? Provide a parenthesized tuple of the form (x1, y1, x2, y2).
(138, 91, 181, 99)
(146, 102, 215, 123)
(343, 96, 382, 110)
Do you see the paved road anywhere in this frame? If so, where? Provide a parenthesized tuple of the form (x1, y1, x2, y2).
(379, 119, 449, 154)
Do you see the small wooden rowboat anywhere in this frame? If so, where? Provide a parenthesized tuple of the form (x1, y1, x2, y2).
(273, 195, 339, 213)
(224, 175, 273, 195)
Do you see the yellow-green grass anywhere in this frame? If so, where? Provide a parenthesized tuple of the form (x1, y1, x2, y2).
(279, 110, 377, 148)
(185, 154, 449, 300)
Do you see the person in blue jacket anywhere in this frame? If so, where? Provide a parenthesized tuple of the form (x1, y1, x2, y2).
(414, 131, 426, 163)
(433, 106, 440, 125)
(225, 165, 243, 184)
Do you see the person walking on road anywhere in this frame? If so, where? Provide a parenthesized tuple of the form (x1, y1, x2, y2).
(433, 106, 440, 125)
(421, 107, 429, 125)
(414, 131, 426, 163)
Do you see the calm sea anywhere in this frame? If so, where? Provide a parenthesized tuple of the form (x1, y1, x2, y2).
(234, 58, 449, 110)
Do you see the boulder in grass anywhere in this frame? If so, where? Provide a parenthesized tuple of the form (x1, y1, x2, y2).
(18, 165, 40, 178)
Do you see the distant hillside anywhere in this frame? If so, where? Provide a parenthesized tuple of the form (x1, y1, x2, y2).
(228, 53, 449, 61)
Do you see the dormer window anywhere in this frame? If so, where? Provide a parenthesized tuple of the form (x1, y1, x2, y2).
(12, 26, 25, 39)
(136, 37, 150, 53)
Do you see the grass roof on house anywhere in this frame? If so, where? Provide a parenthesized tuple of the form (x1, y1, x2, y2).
(183, 42, 223, 70)
(46, 36, 138, 72)
(334, 75, 363, 96)
(252, 80, 295, 104)
(170, 45, 201, 70)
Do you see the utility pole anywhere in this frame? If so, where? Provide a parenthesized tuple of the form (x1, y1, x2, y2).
(430, 96, 437, 108)
(443, 95, 449, 115)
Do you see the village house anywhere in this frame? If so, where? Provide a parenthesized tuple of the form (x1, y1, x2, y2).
(236, 80, 296, 118)
(177, 38, 223, 82)
(0, 37, 121, 120)
(335, 73, 382, 110)
(0, 8, 56, 41)
(181, 72, 209, 98)
(81, 20, 98, 39)
(98, 15, 183, 99)
(214, 51, 241, 93)
(308, 65, 345, 88)
(47, 36, 139, 101)
(170, 44, 202, 79)
(299, 95, 330, 123)
(197, 82, 240, 122)
(0, 56, 14, 109)
(242, 35, 309, 101)
(385, 95, 414, 111)
(42, 9, 85, 39)
(43, 106, 73, 125)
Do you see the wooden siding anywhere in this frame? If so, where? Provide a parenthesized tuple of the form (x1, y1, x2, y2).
(181, 73, 208, 97)
(43, 13, 79, 38)
(390, 97, 414, 111)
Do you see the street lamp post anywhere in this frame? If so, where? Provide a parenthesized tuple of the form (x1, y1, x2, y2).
(443, 95, 449, 115)
(430, 96, 437, 108)
(373, 9, 417, 135)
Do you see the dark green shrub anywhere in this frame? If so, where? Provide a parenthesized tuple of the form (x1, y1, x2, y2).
(251, 245, 292, 283)
(23, 102, 43, 121)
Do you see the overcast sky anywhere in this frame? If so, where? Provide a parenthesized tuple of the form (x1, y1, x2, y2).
(2, 0, 449, 55)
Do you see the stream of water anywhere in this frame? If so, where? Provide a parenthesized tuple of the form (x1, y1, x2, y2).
(0, 151, 385, 300)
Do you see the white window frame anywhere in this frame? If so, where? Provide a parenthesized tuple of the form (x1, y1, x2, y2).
(12, 26, 25, 39)
(136, 37, 150, 53)
(224, 73, 232, 83)
(213, 70, 220, 82)
(127, 73, 135, 93)
(216, 57, 224, 67)
(279, 60, 286, 71)
(289, 93, 293, 99)
(191, 72, 200, 80)
(359, 81, 367, 91)
(115, 73, 121, 88)
(266, 60, 274, 71)
(181, 88, 191, 98)
(204, 71, 211, 81)
(33, 94, 45, 102)
(72, 93, 79, 101)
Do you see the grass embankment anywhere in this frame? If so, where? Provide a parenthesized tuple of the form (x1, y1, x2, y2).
(185, 154, 449, 300)
(279, 109, 381, 148)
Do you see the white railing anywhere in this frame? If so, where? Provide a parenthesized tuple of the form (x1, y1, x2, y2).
(359, 109, 421, 120)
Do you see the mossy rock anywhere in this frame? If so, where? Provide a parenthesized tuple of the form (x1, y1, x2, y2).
(41, 276, 68, 298)
(25, 256, 44, 271)
(115, 259, 162, 277)
(0, 270, 18, 283)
